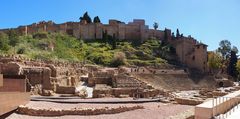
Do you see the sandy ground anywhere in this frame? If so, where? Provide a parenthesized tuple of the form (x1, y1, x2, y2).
(6, 101, 194, 119)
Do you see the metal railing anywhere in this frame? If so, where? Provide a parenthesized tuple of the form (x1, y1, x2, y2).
(212, 96, 240, 119)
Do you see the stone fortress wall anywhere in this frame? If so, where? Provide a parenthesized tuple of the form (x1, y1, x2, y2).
(15, 19, 169, 42)
(0, 19, 208, 72)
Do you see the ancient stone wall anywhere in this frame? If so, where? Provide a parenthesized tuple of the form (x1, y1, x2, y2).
(0, 62, 22, 75)
(184, 43, 208, 72)
(93, 86, 159, 98)
(0, 76, 26, 92)
(172, 37, 208, 72)
(112, 74, 145, 88)
(11, 19, 168, 42)
(88, 71, 114, 87)
(55, 85, 76, 94)
(22, 67, 52, 91)
(0, 57, 84, 94)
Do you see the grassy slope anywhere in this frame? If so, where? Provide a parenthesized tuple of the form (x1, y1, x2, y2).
(0, 32, 171, 67)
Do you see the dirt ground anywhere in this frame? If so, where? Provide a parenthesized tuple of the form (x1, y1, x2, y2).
(6, 101, 194, 119)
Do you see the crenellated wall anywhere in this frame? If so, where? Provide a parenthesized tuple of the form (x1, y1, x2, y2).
(11, 19, 169, 42)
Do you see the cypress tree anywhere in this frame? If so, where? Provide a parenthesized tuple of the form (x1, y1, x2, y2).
(93, 16, 101, 23)
(227, 50, 238, 78)
(79, 12, 92, 23)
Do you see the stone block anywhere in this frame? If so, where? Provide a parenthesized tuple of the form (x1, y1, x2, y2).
(56, 86, 75, 94)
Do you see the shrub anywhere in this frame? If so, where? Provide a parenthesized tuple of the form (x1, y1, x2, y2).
(8, 29, 19, 47)
(33, 32, 48, 39)
(0, 32, 10, 51)
(111, 52, 126, 67)
(17, 47, 25, 54)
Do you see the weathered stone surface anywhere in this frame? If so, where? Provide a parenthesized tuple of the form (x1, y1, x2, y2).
(56, 86, 76, 94)
(0, 62, 22, 75)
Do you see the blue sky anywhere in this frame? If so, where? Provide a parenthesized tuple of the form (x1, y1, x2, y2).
(0, 0, 239, 51)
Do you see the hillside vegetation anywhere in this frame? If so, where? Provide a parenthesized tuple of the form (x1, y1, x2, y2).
(0, 31, 176, 67)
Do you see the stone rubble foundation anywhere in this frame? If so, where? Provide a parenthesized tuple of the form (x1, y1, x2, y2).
(16, 105, 144, 116)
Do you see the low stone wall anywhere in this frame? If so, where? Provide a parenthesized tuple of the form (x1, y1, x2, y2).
(93, 88, 159, 98)
(56, 86, 75, 94)
(17, 105, 144, 116)
(93, 88, 113, 98)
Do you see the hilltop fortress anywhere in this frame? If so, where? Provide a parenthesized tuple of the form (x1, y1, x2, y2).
(0, 19, 208, 72)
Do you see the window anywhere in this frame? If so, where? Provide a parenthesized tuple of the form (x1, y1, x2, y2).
(192, 56, 195, 61)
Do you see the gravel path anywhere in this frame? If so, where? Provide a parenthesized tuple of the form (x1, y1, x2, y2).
(7, 101, 193, 119)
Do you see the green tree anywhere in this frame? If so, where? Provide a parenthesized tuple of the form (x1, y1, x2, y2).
(153, 22, 159, 30)
(237, 60, 240, 79)
(79, 12, 92, 23)
(232, 46, 238, 54)
(171, 32, 175, 39)
(227, 50, 238, 78)
(0, 32, 10, 51)
(111, 34, 117, 49)
(8, 29, 19, 47)
(218, 40, 231, 59)
(207, 51, 222, 73)
(93, 16, 101, 23)
(16, 47, 25, 54)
